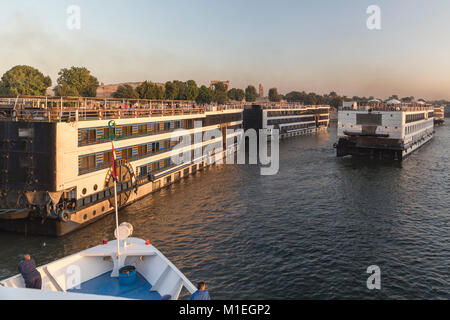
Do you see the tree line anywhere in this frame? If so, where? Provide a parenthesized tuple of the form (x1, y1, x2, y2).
(113, 81, 259, 105)
(1, 65, 446, 107)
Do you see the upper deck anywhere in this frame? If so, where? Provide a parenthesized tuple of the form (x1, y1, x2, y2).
(0, 96, 243, 123)
(338, 103, 435, 139)
(340, 102, 434, 113)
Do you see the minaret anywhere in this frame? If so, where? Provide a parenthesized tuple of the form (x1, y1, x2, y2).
(259, 84, 264, 97)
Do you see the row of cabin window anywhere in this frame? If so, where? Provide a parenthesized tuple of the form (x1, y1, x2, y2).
(78, 139, 181, 173)
(79, 127, 224, 173)
(280, 122, 316, 131)
(137, 158, 172, 177)
(405, 121, 430, 135)
(136, 146, 208, 177)
(268, 116, 315, 125)
(405, 113, 425, 123)
(79, 120, 188, 145)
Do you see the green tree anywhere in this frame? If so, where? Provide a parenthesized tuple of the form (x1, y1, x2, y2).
(173, 80, 187, 100)
(268, 88, 281, 102)
(401, 96, 414, 103)
(54, 67, 99, 97)
(388, 95, 399, 100)
(164, 81, 179, 100)
(184, 80, 199, 101)
(196, 85, 214, 104)
(136, 81, 165, 100)
(245, 85, 258, 102)
(212, 82, 228, 104)
(285, 91, 306, 103)
(112, 84, 139, 99)
(329, 97, 343, 108)
(0, 65, 51, 96)
(227, 88, 245, 101)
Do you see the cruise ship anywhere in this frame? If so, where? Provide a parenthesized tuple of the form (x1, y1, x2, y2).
(335, 101, 434, 160)
(243, 103, 330, 139)
(434, 106, 445, 126)
(0, 96, 243, 236)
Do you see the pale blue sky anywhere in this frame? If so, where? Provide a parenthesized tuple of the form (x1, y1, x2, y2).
(1, 0, 450, 99)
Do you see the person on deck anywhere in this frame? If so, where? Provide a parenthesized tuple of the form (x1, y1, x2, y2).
(189, 281, 211, 300)
(18, 254, 42, 289)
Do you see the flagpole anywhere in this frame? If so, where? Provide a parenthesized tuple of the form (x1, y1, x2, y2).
(112, 140, 120, 258)
(113, 178, 120, 258)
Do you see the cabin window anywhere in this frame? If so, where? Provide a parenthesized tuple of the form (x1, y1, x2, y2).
(152, 142, 160, 152)
(104, 151, 112, 165)
(152, 162, 159, 172)
(184, 119, 194, 129)
(138, 165, 148, 177)
(80, 129, 97, 145)
(164, 122, 171, 131)
(162, 140, 171, 150)
(138, 144, 147, 156)
(138, 124, 147, 135)
(122, 126, 133, 137)
(80, 154, 96, 171)
(103, 128, 111, 140)
(122, 148, 132, 160)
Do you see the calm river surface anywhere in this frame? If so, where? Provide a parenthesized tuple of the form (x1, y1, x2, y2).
(0, 122, 449, 299)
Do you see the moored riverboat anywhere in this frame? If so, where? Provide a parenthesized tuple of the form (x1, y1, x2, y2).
(0, 96, 243, 236)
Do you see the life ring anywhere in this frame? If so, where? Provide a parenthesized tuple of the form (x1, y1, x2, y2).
(99, 110, 104, 119)
(58, 209, 70, 222)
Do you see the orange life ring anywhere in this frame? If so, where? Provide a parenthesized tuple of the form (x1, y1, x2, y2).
(98, 110, 104, 119)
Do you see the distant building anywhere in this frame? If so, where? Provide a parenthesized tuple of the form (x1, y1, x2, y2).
(96, 82, 164, 98)
(210, 80, 230, 91)
(259, 84, 264, 97)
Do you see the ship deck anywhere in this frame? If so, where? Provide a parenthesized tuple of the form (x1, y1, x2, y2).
(67, 271, 162, 300)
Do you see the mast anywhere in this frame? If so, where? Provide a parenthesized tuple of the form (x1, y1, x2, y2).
(108, 120, 124, 258)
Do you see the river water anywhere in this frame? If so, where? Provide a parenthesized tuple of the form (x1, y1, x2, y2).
(0, 122, 449, 299)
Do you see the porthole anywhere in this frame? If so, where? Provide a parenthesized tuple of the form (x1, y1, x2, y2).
(93, 210, 97, 216)
(83, 214, 87, 220)
(93, 184, 98, 191)
(82, 188, 87, 195)
(101, 206, 105, 212)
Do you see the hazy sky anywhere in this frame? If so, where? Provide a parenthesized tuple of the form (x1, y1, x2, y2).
(1, 0, 450, 99)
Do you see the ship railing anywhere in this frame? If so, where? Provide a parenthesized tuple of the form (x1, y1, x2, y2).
(261, 104, 330, 110)
(341, 105, 435, 112)
(0, 96, 244, 122)
(0, 107, 209, 122)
